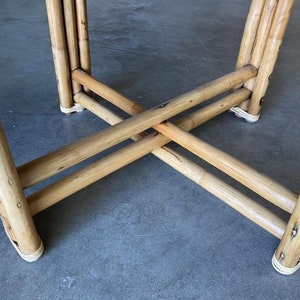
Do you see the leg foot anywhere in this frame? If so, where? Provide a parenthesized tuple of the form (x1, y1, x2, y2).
(272, 252, 300, 275)
(60, 103, 84, 114)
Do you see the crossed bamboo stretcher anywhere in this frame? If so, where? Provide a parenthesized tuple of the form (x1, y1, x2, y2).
(0, 0, 299, 275)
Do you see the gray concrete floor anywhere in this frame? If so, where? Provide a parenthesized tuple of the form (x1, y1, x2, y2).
(0, 0, 299, 299)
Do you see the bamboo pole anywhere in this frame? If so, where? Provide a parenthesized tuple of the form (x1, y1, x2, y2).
(244, 0, 278, 92)
(75, 0, 91, 95)
(63, 0, 81, 95)
(28, 89, 251, 212)
(273, 195, 300, 274)
(154, 146, 287, 239)
(73, 69, 145, 116)
(248, 0, 295, 116)
(18, 66, 256, 188)
(155, 122, 297, 214)
(0, 125, 43, 261)
(75, 88, 251, 132)
(71, 71, 297, 213)
(72, 67, 256, 117)
(27, 133, 286, 240)
(73, 91, 288, 239)
(235, 0, 266, 70)
(45, 0, 73, 109)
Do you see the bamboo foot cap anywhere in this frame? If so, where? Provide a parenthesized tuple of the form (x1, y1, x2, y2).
(18, 242, 44, 262)
(60, 103, 84, 114)
(229, 106, 260, 123)
(272, 253, 300, 275)
(4, 226, 44, 262)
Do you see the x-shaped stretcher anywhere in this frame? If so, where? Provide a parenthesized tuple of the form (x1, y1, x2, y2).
(0, 0, 299, 275)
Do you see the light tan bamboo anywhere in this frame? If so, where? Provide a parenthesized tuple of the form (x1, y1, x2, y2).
(71, 71, 297, 213)
(155, 146, 286, 239)
(72, 67, 256, 117)
(18, 66, 256, 188)
(27, 92, 285, 239)
(235, 0, 265, 70)
(45, 0, 73, 108)
(0, 125, 43, 260)
(75, 0, 91, 95)
(248, 0, 295, 115)
(274, 195, 300, 270)
(73, 69, 144, 116)
(244, 0, 278, 92)
(75, 88, 251, 132)
(74, 93, 148, 141)
(74, 91, 287, 239)
(155, 122, 297, 214)
(29, 88, 251, 213)
(63, 0, 81, 94)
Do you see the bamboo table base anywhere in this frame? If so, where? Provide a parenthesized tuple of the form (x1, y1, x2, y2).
(0, 0, 299, 275)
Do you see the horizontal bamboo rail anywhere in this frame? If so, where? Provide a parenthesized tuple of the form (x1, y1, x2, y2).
(72, 71, 297, 214)
(75, 89, 250, 133)
(18, 66, 256, 188)
(27, 136, 286, 239)
(28, 89, 251, 212)
(74, 92, 287, 239)
(27, 92, 286, 239)
(156, 122, 297, 214)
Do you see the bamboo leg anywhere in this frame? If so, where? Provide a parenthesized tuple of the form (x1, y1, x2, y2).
(75, 0, 91, 95)
(0, 125, 43, 262)
(272, 195, 300, 275)
(63, 0, 82, 95)
(235, 0, 266, 70)
(243, 0, 278, 91)
(248, 0, 295, 116)
(232, 0, 278, 121)
(45, 0, 74, 111)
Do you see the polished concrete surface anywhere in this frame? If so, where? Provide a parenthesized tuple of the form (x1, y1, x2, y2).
(0, 0, 299, 299)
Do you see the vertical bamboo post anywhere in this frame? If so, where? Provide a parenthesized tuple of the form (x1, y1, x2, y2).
(0, 124, 43, 262)
(243, 0, 278, 92)
(248, 0, 295, 116)
(273, 195, 300, 275)
(45, 0, 73, 110)
(233, 0, 277, 115)
(235, 0, 266, 70)
(63, 0, 82, 95)
(75, 0, 92, 94)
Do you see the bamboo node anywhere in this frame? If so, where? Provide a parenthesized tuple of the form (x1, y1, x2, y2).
(291, 225, 298, 238)
(156, 103, 169, 109)
(259, 97, 265, 106)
